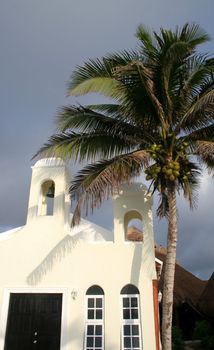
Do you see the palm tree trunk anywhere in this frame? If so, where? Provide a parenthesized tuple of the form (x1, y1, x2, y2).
(161, 187, 178, 350)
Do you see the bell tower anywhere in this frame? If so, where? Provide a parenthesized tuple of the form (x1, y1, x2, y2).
(112, 183, 153, 244)
(26, 158, 71, 228)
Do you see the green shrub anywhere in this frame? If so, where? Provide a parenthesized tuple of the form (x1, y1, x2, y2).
(172, 326, 184, 350)
(193, 320, 214, 350)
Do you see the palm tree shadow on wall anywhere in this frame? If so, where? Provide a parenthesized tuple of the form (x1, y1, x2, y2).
(26, 221, 109, 285)
(27, 234, 78, 285)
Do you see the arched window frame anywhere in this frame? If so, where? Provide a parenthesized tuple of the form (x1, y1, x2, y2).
(84, 286, 104, 350)
(120, 284, 142, 350)
(38, 179, 55, 216)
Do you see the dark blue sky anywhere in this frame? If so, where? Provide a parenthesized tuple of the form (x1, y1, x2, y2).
(0, 0, 214, 279)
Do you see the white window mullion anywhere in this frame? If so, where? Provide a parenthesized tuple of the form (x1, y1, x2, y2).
(121, 294, 142, 350)
(85, 294, 104, 350)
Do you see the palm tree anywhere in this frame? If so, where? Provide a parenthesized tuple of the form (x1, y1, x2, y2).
(35, 24, 214, 349)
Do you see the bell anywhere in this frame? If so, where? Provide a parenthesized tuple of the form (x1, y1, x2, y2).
(46, 183, 55, 198)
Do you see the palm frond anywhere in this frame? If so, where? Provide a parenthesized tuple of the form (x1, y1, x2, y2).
(113, 60, 166, 128)
(157, 192, 169, 218)
(33, 131, 139, 162)
(174, 55, 211, 119)
(105, 49, 139, 65)
(69, 58, 112, 90)
(70, 77, 123, 100)
(70, 150, 149, 225)
(196, 141, 214, 173)
(135, 25, 157, 54)
(177, 160, 200, 209)
(180, 177, 199, 210)
(178, 22, 210, 47)
(56, 105, 151, 142)
(150, 24, 210, 121)
(184, 56, 211, 96)
(179, 89, 214, 132)
(86, 103, 121, 116)
(186, 123, 214, 143)
(56, 105, 122, 132)
(69, 51, 138, 92)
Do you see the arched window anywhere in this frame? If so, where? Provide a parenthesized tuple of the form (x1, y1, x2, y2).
(124, 211, 144, 242)
(121, 284, 139, 295)
(120, 284, 142, 350)
(39, 180, 55, 216)
(85, 285, 104, 350)
(86, 285, 104, 296)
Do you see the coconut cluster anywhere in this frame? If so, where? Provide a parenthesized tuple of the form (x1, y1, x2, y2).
(145, 142, 191, 183)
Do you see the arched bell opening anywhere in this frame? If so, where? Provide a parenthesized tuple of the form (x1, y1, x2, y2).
(38, 180, 55, 216)
(124, 210, 143, 242)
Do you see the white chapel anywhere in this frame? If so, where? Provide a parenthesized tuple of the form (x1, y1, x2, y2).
(0, 158, 160, 350)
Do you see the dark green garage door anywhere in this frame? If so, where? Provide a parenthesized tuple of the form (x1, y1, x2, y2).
(4, 293, 62, 350)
